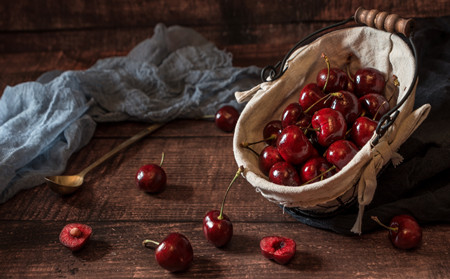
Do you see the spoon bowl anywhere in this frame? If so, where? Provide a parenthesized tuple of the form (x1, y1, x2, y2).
(45, 175, 84, 195)
(45, 123, 164, 195)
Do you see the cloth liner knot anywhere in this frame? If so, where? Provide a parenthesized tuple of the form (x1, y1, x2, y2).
(351, 104, 431, 234)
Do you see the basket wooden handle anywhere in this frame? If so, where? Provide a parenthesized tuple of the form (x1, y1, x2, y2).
(354, 7, 414, 37)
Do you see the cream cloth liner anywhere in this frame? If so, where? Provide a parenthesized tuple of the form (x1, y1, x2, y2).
(233, 26, 431, 234)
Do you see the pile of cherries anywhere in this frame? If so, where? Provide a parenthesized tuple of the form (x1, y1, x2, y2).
(245, 54, 392, 186)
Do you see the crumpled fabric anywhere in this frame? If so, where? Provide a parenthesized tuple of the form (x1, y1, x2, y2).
(0, 23, 261, 203)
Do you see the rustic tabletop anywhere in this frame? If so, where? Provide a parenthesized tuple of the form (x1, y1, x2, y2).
(1, 1, 449, 278)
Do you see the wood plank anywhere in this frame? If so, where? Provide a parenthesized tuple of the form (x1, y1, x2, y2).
(0, 127, 293, 223)
(0, 0, 447, 31)
(1, 220, 449, 278)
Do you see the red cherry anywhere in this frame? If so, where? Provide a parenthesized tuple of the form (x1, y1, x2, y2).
(262, 120, 283, 146)
(351, 116, 378, 148)
(203, 210, 233, 247)
(388, 215, 423, 249)
(372, 215, 422, 250)
(298, 83, 327, 115)
(136, 154, 167, 193)
(325, 140, 359, 170)
(143, 233, 194, 273)
(354, 67, 386, 97)
(276, 125, 316, 165)
(260, 236, 296, 265)
(215, 105, 240, 132)
(329, 90, 362, 125)
(269, 161, 301, 186)
(281, 103, 304, 128)
(299, 157, 336, 184)
(359, 93, 390, 121)
(316, 53, 349, 93)
(311, 108, 347, 147)
(317, 68, 348, 93)
(203, 167, 243, 247)
(258, 145, 284, 175)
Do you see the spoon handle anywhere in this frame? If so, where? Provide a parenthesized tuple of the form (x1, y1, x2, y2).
(78, 123, 165, 177)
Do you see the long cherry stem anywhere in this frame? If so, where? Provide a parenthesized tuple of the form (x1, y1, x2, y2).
(321, 53, 331, 92)
(240, 134, 276, 148)
(301, 165, 337, 186)
(218, 166, 244, 220)
(371, 216, 398, 232)
(242, 145, 259, 157)
(304, 92, 338, 115)
(142, 239, 160, 248)
(159, 152, 165, 167)
(346, 53, 355, 82)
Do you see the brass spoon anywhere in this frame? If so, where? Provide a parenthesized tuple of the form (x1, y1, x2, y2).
(45, 123, 165, 195)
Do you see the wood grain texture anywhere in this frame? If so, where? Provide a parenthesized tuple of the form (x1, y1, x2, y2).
(1, 0, 450, 278)
(1, 221, 449, 278)
(0, 0, 447, 31)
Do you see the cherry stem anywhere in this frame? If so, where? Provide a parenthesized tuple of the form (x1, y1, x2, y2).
(392, 75, 400, 87)
(372, 100, 388, 121)
(201, 114, 215, 119)
(142, 239, 160, 248)
(301, 165, 337, 186)
(346, 54, 355, 82)
(159, 152, 165, 167)
(240, 134, 276, 148)
(242, 145, 259, 157)
(218, 166, 244, 220)
(371, 216, 398, 232)
(304, 92, 336, 114)
(321, 53, 331, 92)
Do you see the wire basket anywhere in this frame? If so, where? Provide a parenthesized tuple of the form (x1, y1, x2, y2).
(233, 7, 431, 234)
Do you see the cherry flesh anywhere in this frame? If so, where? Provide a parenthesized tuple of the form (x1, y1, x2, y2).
(136, 153, 167, 193)
(269, 161, 301, 186)
(59, 223, 92, 251)
(259, 145, 284, 175)
(354, 67, 386, 97)
(203, 167, 243, 247)
(325, 140, 359, 170)
(143, 232, 194, 272)
(311, 108, 347, 147)
(260, 236, 296, 265)
(276, 125, 316, 165)
(215, 105, 240, 132)
(351, 116, 378, 148)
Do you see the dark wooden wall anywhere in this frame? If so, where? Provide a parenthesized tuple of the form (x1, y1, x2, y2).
(1, 0, 449, 93)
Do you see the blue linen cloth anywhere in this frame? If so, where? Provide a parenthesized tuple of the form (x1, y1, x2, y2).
(0, 23, 260, 203)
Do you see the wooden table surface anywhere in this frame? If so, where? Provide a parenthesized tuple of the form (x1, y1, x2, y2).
(1, 1, 449, 278)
